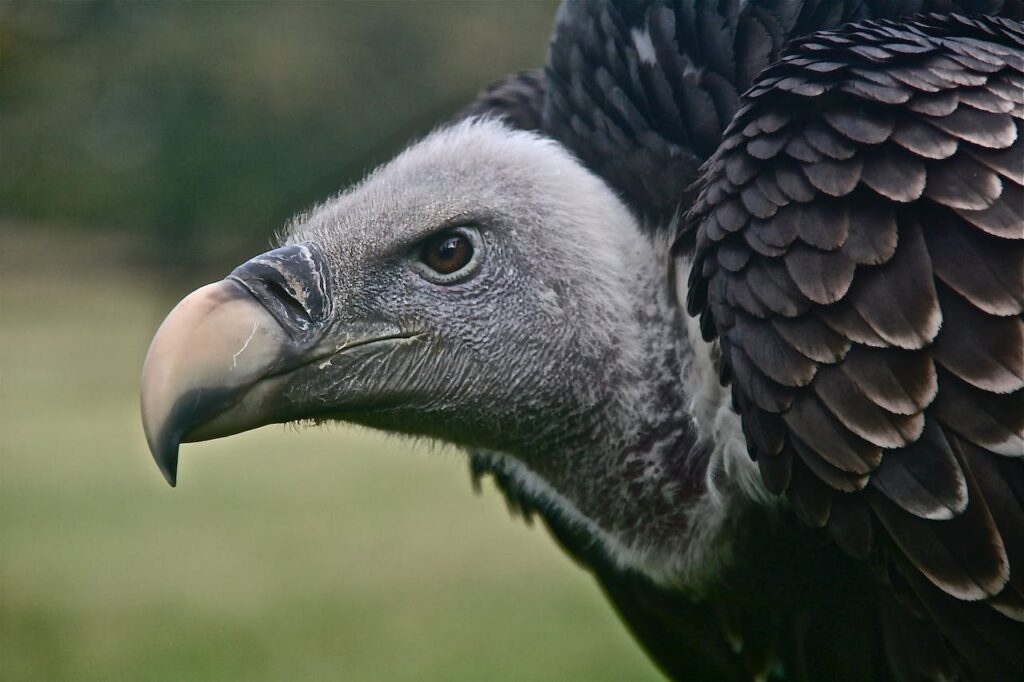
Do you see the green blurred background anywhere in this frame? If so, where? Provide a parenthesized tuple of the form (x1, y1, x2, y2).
(0, 2, 661, 680)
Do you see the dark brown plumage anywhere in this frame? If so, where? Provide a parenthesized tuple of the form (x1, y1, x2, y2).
(686, 12, 1023, 681)
(456, 4, 1024, 681)
(464, 4, 1024, 679)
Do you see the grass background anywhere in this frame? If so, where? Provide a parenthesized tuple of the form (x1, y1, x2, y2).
(2, 3, 664, 678)
(0, 229, 661, 680)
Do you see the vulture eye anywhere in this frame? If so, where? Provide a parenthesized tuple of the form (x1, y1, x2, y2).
(415, 227, 481, 283)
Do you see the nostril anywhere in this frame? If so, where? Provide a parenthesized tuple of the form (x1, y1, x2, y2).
(227, 244, 329, 334)
(262, 279, 313, 326)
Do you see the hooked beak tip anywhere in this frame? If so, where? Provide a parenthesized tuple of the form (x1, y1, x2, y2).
(144, 420, 180, 487)
(156, 442, 179, 487)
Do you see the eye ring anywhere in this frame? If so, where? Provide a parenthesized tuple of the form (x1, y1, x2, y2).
(413, 226, 483, 284)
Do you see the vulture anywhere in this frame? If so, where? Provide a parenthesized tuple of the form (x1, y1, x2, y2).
(141, 2, 1024, 680)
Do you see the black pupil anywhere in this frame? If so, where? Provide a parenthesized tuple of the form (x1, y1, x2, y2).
(425, 233, 471, 275)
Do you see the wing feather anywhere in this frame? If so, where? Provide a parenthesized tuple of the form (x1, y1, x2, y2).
(685, 13, 1024, 679)
(536, 3, 1023, 680)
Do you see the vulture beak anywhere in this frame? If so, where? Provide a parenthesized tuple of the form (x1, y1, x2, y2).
(140, 244, 331, 486)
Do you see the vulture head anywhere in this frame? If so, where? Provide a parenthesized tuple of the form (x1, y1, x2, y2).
(142, 119, 699, 575)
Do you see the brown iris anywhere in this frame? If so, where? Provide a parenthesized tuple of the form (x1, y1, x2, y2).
(421, 231, 473, 275)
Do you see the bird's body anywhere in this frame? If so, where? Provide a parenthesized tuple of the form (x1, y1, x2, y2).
(141, 2, 1024, 680)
